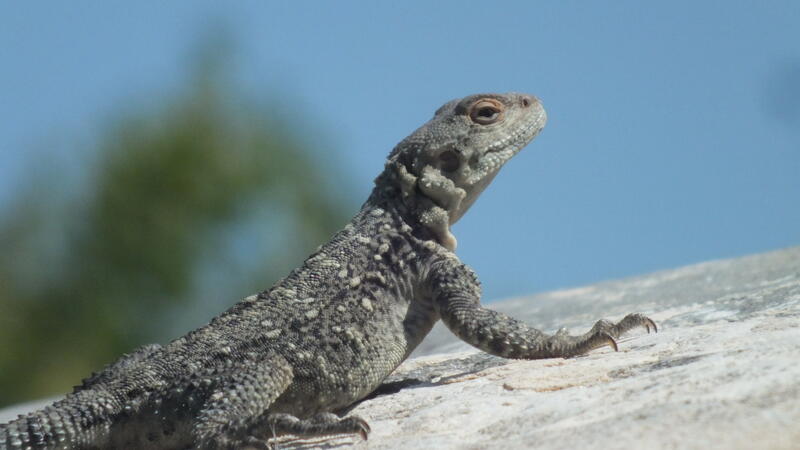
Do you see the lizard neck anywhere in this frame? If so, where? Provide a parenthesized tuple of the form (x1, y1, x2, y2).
(366, 161, 459, 251)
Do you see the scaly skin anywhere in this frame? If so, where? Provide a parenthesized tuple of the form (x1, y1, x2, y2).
(1, 93, 655, 449)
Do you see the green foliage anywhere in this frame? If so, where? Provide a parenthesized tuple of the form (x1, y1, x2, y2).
(0, 49, 352, 406)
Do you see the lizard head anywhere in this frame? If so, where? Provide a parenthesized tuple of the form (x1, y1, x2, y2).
(379, 92, 546, 250)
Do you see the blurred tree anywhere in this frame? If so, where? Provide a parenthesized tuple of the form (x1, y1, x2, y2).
(0, 40, 353, 406)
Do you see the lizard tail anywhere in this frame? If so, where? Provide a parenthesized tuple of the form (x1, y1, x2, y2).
(1, 390, 116, 449)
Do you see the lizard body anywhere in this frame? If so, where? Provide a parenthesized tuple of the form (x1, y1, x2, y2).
(0, 92, 655, 449)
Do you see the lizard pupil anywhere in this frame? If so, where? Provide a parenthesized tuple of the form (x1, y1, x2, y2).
(478, 107, 497, 118)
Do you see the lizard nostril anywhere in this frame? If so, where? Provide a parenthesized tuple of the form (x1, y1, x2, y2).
(521, 96, 532, 108)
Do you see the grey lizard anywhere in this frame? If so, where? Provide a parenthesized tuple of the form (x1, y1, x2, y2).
(0, 92, 656, 449)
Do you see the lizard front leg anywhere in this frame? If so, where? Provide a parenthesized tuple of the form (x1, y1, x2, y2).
(428, 256, 656, 359)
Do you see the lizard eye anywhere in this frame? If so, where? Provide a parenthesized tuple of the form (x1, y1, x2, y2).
(469, 99, 504, 125)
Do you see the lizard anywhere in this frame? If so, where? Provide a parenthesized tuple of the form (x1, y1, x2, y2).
(0, 92, 656, 449)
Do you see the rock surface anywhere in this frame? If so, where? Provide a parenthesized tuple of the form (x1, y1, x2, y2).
(3, 247, 799, 449)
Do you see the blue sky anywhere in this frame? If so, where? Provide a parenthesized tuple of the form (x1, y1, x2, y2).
(1, 2, 799, 302)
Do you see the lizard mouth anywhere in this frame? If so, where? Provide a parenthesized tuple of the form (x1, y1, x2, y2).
(465, 111, 546, 187)
(485, 111, 547, 156)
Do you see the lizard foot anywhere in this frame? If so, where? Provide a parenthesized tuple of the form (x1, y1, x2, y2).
(267, 412, 371, 440)
(204, 413, 370, 449)
(589, 312, 658, 339)
(549, 313, 657, 357)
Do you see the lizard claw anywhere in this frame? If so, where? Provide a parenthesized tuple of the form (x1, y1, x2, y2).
(644, 317, 658, 333)
(354, 417, 371, 440)
(597, 331, 618, 352)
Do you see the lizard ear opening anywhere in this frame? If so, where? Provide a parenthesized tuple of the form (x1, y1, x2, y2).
(438, 149, 461, 172)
